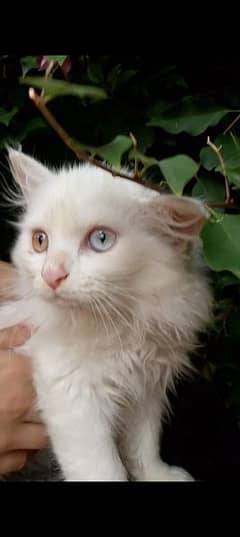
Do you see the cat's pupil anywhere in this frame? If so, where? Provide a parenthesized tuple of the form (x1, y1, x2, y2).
(98, 231, 106, 243)
(39, 234, 44, 245)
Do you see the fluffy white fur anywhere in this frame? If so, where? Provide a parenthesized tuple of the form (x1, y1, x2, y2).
(0, 149, 213, 481)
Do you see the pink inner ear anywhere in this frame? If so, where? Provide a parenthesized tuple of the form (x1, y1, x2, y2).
(157, 196, 208, 240)
(170, 207, 207, 237)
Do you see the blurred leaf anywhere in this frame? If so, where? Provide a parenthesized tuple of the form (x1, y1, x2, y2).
(147, 99, 176, 117)
(216, 272, 240, 288)
(47, 56, 67, 66)
(106, 64, 122, 92)
(201, 215, 240, 278)
(87, 63, 104, 84)
(158, 154, 199, 194)
(17, 118, 48, 142)
(147, 97, 231, 136)
(116, 70, 138, 88)
(19, 77, 108, 102)
(0, 106, 18, 126)
(20, 56, 37, 77)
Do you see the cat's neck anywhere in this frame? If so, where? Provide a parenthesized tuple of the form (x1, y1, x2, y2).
(21, 294, 141, 353)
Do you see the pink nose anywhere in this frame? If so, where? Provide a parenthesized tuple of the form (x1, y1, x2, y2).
(42, 264, 69, 290)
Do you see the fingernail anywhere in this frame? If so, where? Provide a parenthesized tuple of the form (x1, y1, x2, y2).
(12, 324, 32, 346)
(18, 324, 32, 337)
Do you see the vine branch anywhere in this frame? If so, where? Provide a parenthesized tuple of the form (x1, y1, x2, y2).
(207, 136, 231, 205)
(223, 113, 240, 136)
(28, 88, 143, 184)
(129, 131, 139, 180)
(27, 88, 240, 211)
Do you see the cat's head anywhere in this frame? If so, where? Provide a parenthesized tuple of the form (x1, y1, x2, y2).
(7, 149, 208, 316)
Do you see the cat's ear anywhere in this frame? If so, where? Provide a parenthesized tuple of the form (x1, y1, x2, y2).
(143, 193, 209, 246)
(7, 148, 52, 195)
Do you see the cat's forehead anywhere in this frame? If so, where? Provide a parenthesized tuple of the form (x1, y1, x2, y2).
(25, 164, 153, 230)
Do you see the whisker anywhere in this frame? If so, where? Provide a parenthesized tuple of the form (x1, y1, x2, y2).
(89, 298, 98, 326)
(93, 296, 111, 340)
(96, 296, 124, 354)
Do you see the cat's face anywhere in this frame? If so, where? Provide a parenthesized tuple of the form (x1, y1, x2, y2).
(8, 150, 208, 313)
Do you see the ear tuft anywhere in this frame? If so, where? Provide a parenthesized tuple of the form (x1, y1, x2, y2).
(7, 147, 52, 195)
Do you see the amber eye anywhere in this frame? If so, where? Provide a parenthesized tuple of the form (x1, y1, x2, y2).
(32, 230, 48, 253)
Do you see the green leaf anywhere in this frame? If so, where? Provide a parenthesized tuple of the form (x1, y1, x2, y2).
(200, 134, 240, 187)
(158, 154, 199, 195)
(192, 173, 225, 203)
(225, 171, 240, 187)
(106, 64, 122, 92)
(0, 106, 18, 126)
(17, 118, 47, 142)
(20, 56, 37, 77)
(115, 69, 138, 87)
(95, 135, 132, 168)
(128, 149, 158, 170)
(201, 215, 240, 278)
(199, 147, 219, 170)
(147, 99, 176, 117)
(19, 77, 108, 102)
(216, 272, 240, 287)
(147, 97, 231, 136)
(47, 56, 67, 66)
(130, 127, 156, 153)
(0, 118, 48, 149)
(87, 63, 104, 84)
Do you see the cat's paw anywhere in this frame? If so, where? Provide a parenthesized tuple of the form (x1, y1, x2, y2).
(140, 462, 194, 482)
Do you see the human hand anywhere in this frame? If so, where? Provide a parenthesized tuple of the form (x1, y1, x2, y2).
(0, 262, 48, 475)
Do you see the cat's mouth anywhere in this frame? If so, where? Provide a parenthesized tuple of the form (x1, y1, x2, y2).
(41, 290, 85, 309)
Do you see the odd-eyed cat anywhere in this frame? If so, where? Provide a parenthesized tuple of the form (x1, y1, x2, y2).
(0, 149, 212, 481)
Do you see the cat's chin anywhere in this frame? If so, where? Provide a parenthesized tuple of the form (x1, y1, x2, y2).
(40, 292, 83, 309)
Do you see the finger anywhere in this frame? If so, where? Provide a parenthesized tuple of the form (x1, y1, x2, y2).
(0, 350, 32, 373)
(0, 262, 17, 301)
(23, 405, 43, 424)
(0, 324, 31, 350)
(13, 423, 48, 451)
(0, 450, 28, 474)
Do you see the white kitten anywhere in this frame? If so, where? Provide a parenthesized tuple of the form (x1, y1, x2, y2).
(0, 149, 212, 481)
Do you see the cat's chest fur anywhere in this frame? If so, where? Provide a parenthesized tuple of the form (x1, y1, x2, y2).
(20, 308, 166, 412)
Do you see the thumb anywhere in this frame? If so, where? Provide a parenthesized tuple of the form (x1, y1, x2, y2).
(0, 324, 31, 349)
(0, 262, 17, 302)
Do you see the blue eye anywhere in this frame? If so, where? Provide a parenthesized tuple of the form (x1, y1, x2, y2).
(88, 229, 116, 252)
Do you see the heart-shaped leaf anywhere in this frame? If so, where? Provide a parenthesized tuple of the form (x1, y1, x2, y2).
(47, 56, 67, 66)
(19, 77, 108, 102)
(192, 173, 225, 203)
(20, 56, 37, 77)
(0, 106, 18, 126)
(147, 97, 231, 136)
(158, 154, 199, 194)
(201, 215, 240, 278)
(200, 134, 240, 188)
(95, 135, 132, 168)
